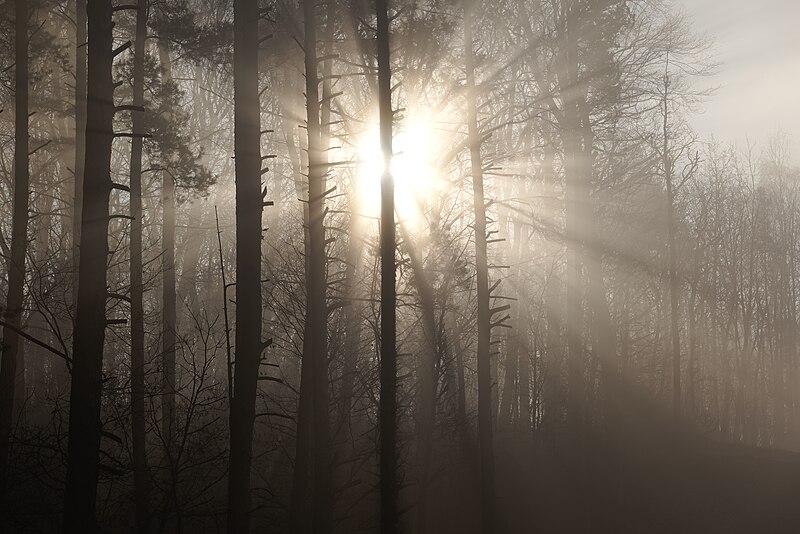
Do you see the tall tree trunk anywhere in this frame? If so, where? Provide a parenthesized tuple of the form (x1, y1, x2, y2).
(73, 0, 87, 302)
(0, 0, 29, 494)
(157, 42, 177, 445)
(540, 117, 564, 431)
(288, 63, 314, 534)
(578, 98, 616, 430)
(290, 336, 314, 534)
(515, 224, 532, 430)
(29, 183, 53, 413)
(336, 217, 364, 441)
(447, 310, 468, 437)
(227, 0, 263, 530)
(398, 226, 437, 534)
(302, 0, 332, 531)
(376, 0, 398, 531)
(687, 273, 699, 418)
(332, 0, 361, 461)
(499, 215, 523, 429)
(464, 4, 496, 533)
(162, 175, 177, 436)
(662, 66, 682, 416)
(64, 0, 114, 529)
(559, 0, 585, 443)
(499, 331, 519, 429)
(129, 0, 150, 530)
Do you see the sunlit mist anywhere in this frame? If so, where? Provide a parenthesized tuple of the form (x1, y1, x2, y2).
(355, 116, 441, 225)
(5, 0, 800, 532)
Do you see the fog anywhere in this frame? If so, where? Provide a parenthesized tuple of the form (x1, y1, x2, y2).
(2, 0, 800, 533)
(679, 0, 800, 160)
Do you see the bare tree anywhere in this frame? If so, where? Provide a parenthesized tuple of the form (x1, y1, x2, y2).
(158, 41, 178, 446)
(73, 0, 87, 297)
(227, 0, 265, 530)
(376, 0, 398, 531)
(301, 0, 332, 531)
(64, 0, 115, 529)
(0, 0, 30, 496)
(464, 2, 496, 532)
(128, 0, 150, 529)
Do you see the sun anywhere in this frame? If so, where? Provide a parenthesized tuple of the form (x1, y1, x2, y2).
(354, 117, 440, 225)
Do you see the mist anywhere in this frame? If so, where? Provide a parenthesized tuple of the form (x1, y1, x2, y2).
(1, 0, 800, 533)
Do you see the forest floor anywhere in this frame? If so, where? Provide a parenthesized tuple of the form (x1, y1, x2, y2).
(427, 395, 800, 533)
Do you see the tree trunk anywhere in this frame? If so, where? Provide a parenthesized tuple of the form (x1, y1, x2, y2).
(290, 336, 314, 534)
(302, 0, 332, 531)
(515, 224, 531, 430)
(464, 4, 496, 533)
(559, 1, 585, 443)
(129, 0, 150, 530)
(577, 95, 617, 432)
(29, 182, 52, 413)
(540, 117, 564, 431)
(687, 277, 698, 418)
(336, 216, 364, 441)
(64, 0, 114, 529)
(157, 42, 177, 446)
(376, 0, 398, 531)
(227, 0, 263, 530)
(499, 215, 522, 430)
(662, 68, 682, 416)
(288, 63, 313, 534)
(0, 0, 29, 495)
(398, 226, 437, 534)
(73, 0, 87, 302)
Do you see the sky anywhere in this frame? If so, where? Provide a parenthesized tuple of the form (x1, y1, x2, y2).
(675, 0, 800, 162)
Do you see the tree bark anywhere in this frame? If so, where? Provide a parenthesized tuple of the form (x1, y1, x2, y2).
(288, 62, 313, 534)
(541, 119, 564, 431)
(0, 0, 29, 495)
(73, 0, 87, 302)
(129, 0, 150, 530)
(376, 0, 398, 531)
(464, 4, 496, 533)
(63, 0, 114, 529)
(157, 41, 177, 445)
(558, 0, 586, 443)
(662, 64, 682, 416)
(227, 0, 263, 530)
(398, 226, 437, 534)
(302, 0, 332, 531)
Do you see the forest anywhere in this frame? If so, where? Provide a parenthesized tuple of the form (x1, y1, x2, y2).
(1, 0, 800, 532)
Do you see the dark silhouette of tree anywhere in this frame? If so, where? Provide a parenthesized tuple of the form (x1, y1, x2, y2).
(63, 0, 115, 529)
(376, 0, 398, 532)
(0, 0, 29, 498)
(301, 0, 333, 531)
(227, 0, 265, 531)
(0, 0, 799, 532)
(73, 0, 87, 298)
(463, 2, 496, 532)
(157, 40, 177, 451)
(128, 0, 150, 530)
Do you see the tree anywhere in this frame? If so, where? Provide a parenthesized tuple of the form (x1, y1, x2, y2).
(227, 0, 265, 530)
(157, 40, 177, 451)
(73, 0, 87, 298)
(0, 0, 29, 497)
(463, 2, 496, 532)
(63, 0, 115, 529)
(376, 0, 398, 532)
(301, 0, 332, 531)
(128, 0, 150, 529)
